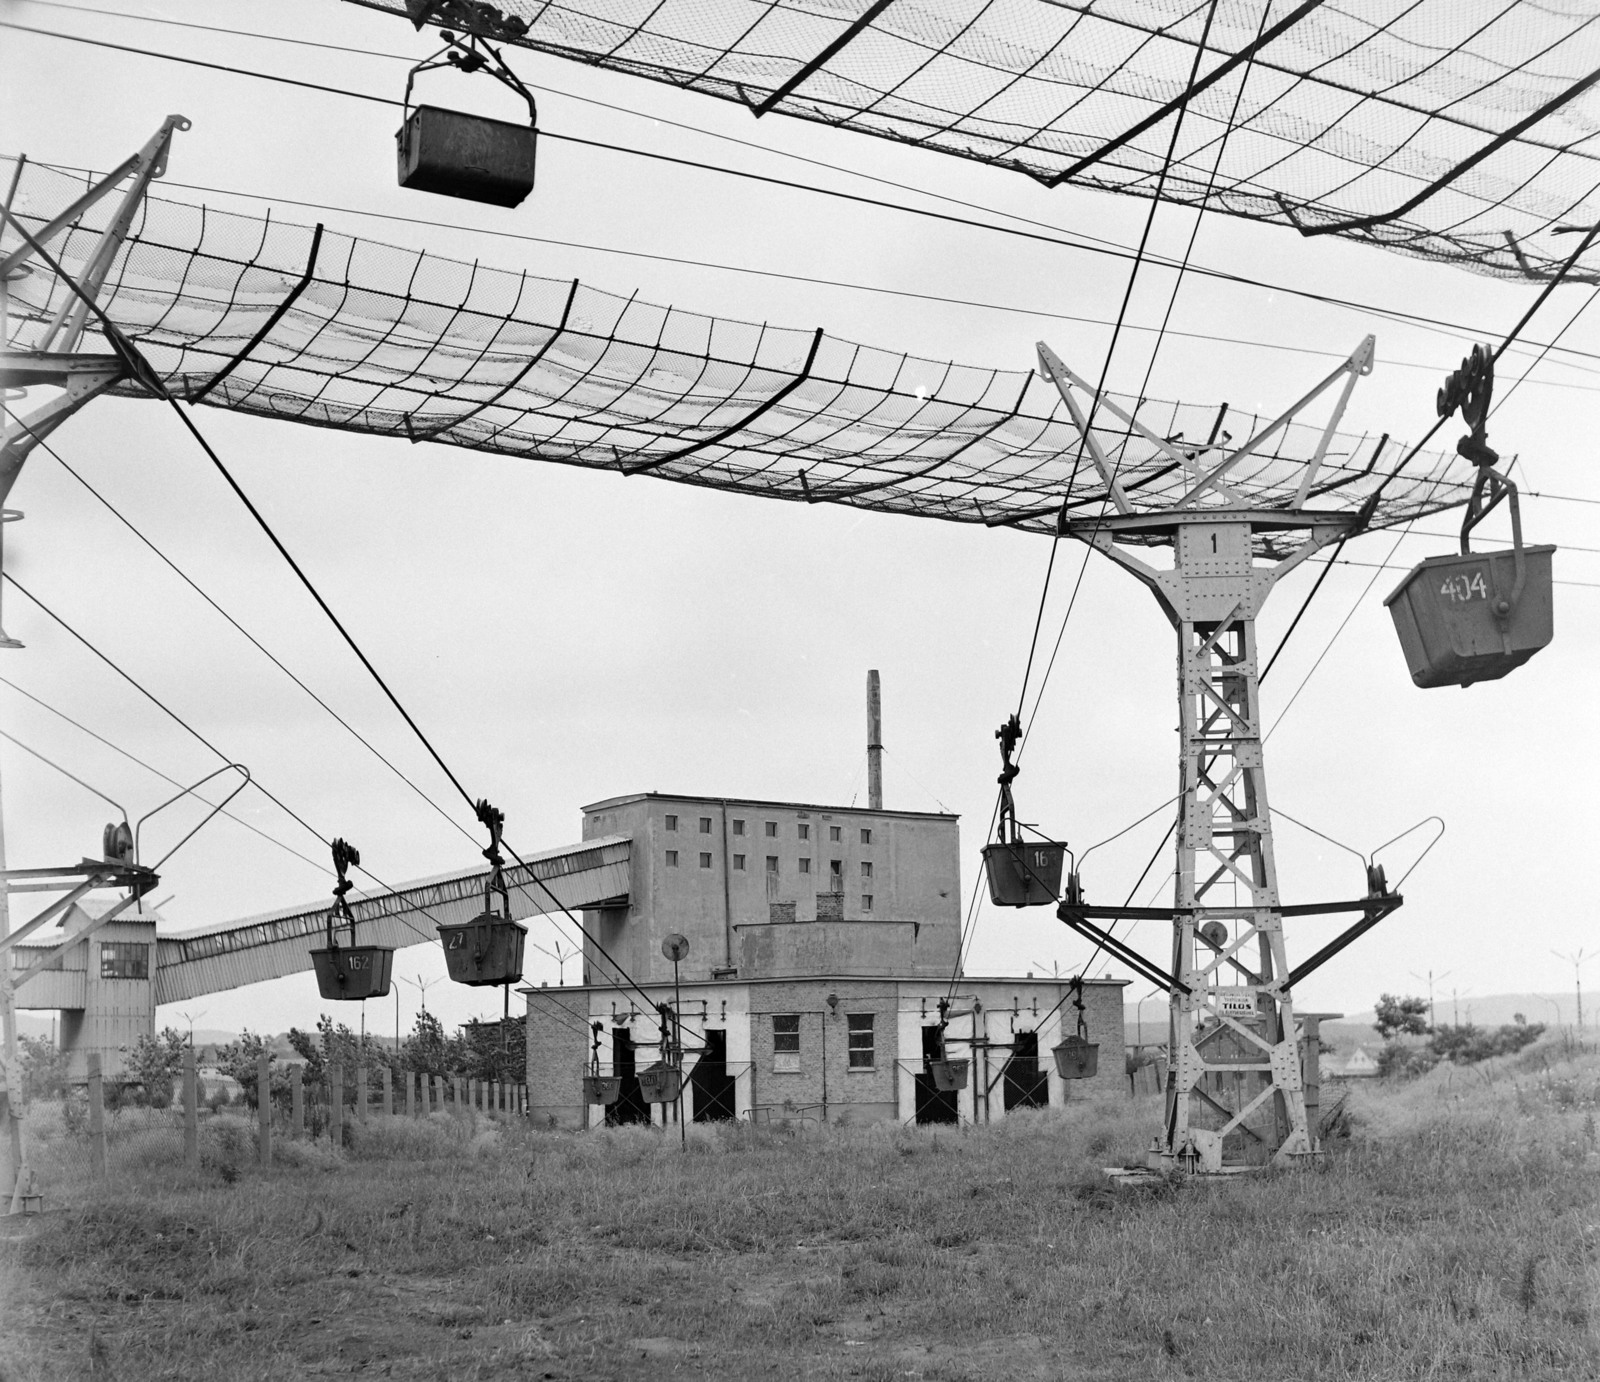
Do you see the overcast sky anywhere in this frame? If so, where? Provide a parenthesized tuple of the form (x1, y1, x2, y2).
(2, 0, 1595, 1040)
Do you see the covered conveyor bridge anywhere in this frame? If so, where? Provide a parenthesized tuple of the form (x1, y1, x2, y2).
(152, 835, 629, 1004)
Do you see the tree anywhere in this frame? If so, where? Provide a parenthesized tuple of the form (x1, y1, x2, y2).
(1374, 993, 1430, 1040)
(17, 1034, 67, 1100)
(216, 1030, 289, 1108)
(124, 1028, 187, 1107)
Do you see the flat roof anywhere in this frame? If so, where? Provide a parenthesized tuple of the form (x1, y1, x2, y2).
(523, 973, 1128, 994)
(582, 791, 956, 820)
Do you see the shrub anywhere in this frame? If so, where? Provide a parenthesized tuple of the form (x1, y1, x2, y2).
(1429, 1022, 1545, 1064)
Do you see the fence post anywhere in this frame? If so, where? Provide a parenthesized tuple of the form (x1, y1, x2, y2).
(381, 1065, 392, 1117)
(289, 1064, 304, 1138)
(183, 1046, 199, 1169)
(406, 1070, 415, 1118)
(330, 1066, 344, 1148)
(356, 1065, 369, 1124)
(489, 1080, 498, 1116)
(256, 1054, 272, 1168)
(87, 1054, 106, 1182)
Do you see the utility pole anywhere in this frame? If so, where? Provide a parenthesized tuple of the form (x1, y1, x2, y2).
(1552, 949, 1589, 1032)
(1409, 968, 1453, 1030)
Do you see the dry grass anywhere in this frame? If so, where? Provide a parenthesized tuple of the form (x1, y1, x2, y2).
(1, 1039, 1597, 1381)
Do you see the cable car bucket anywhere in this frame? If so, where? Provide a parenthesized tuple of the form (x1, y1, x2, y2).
(1385, 344, 1555, 689)
(310, 837, 395, 1001)
(980, 714, 1068, 907)
(582, 1021, 621, 1105)
(925, 998, 970, 1091)
(438, 798, 527, 988)
(1051, 979, 1099, 1080)
(397, 30, 538, 208)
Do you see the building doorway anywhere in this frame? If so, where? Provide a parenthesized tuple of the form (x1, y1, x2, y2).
(607, 1027, 649, 1126)
(914, 1023, 959, 1125)
(1003, 1030, 1049, 1111)
(690, 1028, 737, 1122)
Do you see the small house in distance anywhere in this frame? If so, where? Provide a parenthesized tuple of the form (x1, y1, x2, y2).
(524, 785, 1125, 1127)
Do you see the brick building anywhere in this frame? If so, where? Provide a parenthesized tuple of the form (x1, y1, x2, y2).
(524, 791, 1126, 1127)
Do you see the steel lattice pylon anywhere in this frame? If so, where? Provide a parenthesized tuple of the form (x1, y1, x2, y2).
(1045, 339, 1402, 1172)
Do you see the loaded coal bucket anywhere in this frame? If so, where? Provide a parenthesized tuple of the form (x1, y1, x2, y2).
(637, 1063, 682, 1104)
(311, 943, 394, 1002)
(982, 840, 1066, 907)
(438, 911, 527, 987)
(927, 1057, 969, 1092)
(1385, 544, 1554, 688)
(1052, 1034, 1099, 1080)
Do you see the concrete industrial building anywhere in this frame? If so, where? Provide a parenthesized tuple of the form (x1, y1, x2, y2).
(524, 790, 1126, 1126)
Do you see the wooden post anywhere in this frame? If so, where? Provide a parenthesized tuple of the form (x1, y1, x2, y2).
(406, 1069, 415, 1118)
(330, 1066, 344, 1147)
(183, 1046, 198, 1168)
(356, 1065, 369, 1123)
(427, 1074, 437, 1114)
(490, 1080, 499, 1116)
(289, 1064, 304, 1138)
(87, 1053, 106, 1182)
(256, 1053, 272, 1168)
(380, 1065, 392, 1117)
(452, 1075, 463, 1112)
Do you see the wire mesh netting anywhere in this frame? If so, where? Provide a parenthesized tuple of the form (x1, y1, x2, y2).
(348, 0, 1600, 283)
(3, 156, 1471, 553)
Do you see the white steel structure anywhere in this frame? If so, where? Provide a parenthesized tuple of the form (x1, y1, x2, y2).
(1041, 340, 1402, 1172)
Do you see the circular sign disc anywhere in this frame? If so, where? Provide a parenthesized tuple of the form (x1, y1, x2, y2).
(661, 932, 690, 962)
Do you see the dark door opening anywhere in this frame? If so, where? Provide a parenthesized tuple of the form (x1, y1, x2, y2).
(1003, 1030, 1049, 1111)
(690, 1027, 736, 1122)
(607, 1027, 649, 1126)
(914, 1023, 959, 1125)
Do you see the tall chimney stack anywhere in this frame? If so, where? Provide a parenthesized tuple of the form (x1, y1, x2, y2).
(866, 670, 883, 810)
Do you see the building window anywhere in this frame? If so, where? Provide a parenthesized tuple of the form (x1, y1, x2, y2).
(699, 816, 712, 833)
(733, 819, 746, 836)
(665, 850, 679, 867)
(798, 857, 811, 874)
(99, 942, 149, 980)
(847, 1014, 875, 1068)
(861, 861, 873, 880)
(829, 826, 842, 842)
(862, 894, 873, 912)
(829, 860, 843, 886)
(860, 828, 872, 845)
(766, 856, 779, 874)
(699, 852, 713, 869)
(773, 1014, 801, 1073)
(798, 823, 810, 840)
(665, 814, 678, 831)
(733, 854, 746, 870)
(765, 821, 778, 838)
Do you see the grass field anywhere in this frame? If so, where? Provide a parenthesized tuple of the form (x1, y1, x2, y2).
(1, 1037, 1597, 1381)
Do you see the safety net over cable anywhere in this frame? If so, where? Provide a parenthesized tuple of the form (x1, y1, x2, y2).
(348, 0, 1600, 283)
(2, 156, 1471, 553)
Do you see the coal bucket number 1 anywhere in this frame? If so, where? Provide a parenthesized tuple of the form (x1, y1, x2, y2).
(310, 836, 395, 1002)
(1385, 342, 1555, 689)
